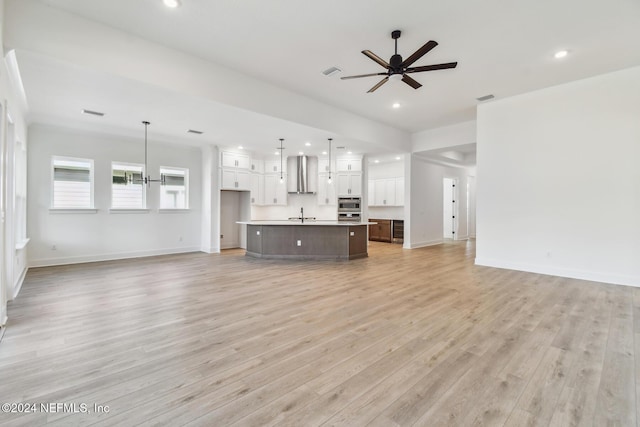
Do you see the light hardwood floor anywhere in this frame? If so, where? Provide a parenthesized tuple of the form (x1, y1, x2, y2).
(0, 240, 637, 426)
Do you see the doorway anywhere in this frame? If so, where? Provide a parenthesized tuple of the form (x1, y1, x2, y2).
(443, 178, 458, 240)
(220, 190, 250, 250)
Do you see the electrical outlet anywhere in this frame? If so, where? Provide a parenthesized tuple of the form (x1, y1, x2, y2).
(52, 245, 57, 251)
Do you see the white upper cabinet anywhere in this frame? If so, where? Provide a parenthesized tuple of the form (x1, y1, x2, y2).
(221, 151, 250, 170)
(221, 169, 250, 190)
(263, 174, 287, 205)
(250, 158, 264, 173)
(337, 172, 362, 197)
(318, 158, 336, 174)
(317, 173, 336, 205)
(336, 157, 362, 172)
(249, 173, 264, 205)
(264, 159, 285, 174)
(368, 177, 404, 206)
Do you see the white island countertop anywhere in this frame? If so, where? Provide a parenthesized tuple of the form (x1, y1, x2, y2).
(237, 220, 376, 226)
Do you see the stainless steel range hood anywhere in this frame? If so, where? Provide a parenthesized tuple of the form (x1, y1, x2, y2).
(287, 155, 318, 194)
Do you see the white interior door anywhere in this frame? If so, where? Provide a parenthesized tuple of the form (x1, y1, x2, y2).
(443, 178, 458, 239)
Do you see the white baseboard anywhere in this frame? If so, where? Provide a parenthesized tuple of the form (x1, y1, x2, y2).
(475, 257, 640, 288)
(200, 246, 220, 254)
(11, 267, 28, 300)
(408, 239, 444, 249)
(29, 246, 202, 268)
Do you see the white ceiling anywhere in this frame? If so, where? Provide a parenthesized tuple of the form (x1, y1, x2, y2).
(9, 0, 640, 159)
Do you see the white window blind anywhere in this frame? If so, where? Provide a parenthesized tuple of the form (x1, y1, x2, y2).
(52, 157, 93, 208)
(112, 163, 145, 208)
(160, 167, 188, 209)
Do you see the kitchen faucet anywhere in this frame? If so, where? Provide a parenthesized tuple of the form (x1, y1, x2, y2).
(288, 206, 316, 223)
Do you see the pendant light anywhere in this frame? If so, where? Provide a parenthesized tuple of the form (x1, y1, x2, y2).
(278, 138, 285, 184)
(129, 121, 165, 186)
(327, 138, 333, 184)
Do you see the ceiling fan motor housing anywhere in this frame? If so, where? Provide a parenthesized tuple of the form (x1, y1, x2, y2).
(390, 54, 403, 72)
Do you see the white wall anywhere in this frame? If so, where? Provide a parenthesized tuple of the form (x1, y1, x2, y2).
(252, 194, 338, 221)
(407, 156, 473, 248)
(412, 120, 476, 152)
(476, 65, 640, 287)
(27, 124, 202, 266)
(0, 0, 30, 323)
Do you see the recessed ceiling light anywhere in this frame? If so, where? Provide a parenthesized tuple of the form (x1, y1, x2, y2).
(163, 0, 181, 8)
(275, 151, 279, 155)
(374, 160, 380, 163)
(392, 103, 401, 109)
(347, 151, 352, 154)
(298, 151, 304, 155)
(305, 142, 311, 146)
(238, 146, 244, 150)
(554, 50, 569, 59)
(322, 151, 327, 155)
(395, 156, 401, 160)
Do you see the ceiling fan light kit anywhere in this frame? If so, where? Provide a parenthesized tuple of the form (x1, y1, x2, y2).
(341, 29, 458, 93)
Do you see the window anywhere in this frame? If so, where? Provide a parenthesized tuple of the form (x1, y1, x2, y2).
(112, 162, 145, 209)
(52, 157, 93, 208)
(160, 167, 188, 209)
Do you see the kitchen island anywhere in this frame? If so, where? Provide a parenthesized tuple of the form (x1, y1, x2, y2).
(237, 221, 373, 260)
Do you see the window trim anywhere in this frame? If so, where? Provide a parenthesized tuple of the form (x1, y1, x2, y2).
(111, 161, 147, 209)
(51, 155, 95, 209)
(159, 165, 189, 209)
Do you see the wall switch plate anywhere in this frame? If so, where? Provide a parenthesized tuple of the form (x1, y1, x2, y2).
(297, 240, 302, 246)
(257, 231, 260, 235)
(350, 231, 355, 236)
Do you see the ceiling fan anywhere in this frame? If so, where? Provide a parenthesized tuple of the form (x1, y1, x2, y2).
(341, 30, 458, 93)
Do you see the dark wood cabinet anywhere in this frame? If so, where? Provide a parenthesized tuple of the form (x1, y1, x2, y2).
(369, 219, 392, 243)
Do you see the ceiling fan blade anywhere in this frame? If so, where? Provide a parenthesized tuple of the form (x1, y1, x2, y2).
(362, 50, 390, 69)
(341, 72, 388, 80)
(401, 40, 438, 68)
(405, 62, 458, 73)
(367, 77, 389, 93)
(401, 74, 422, 90)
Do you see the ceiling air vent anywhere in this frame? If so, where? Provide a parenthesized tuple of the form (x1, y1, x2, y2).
(187, 129, 203, 134)
(336, 146, 346, 150)
(81, 109, 104, 117)
(476, 94, 495, 102)
(322, 66, 342, 77)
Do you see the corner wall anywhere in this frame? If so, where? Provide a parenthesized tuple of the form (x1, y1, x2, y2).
(476, 65, 640, 286)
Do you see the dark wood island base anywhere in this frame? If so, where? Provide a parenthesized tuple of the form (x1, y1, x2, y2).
(244, 223, 369, 260)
